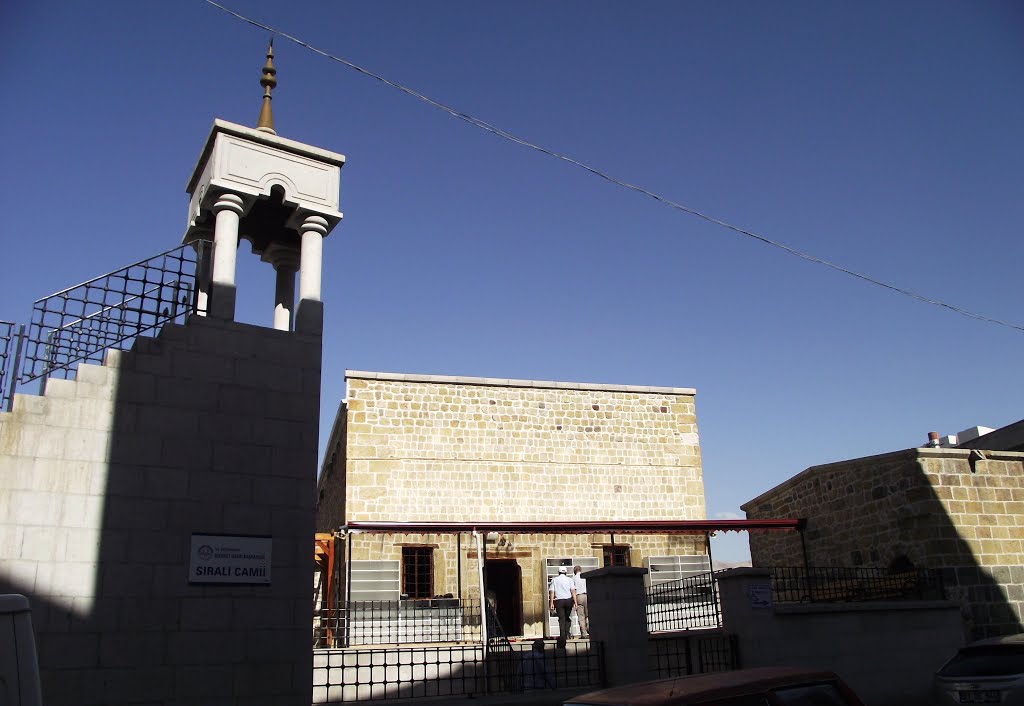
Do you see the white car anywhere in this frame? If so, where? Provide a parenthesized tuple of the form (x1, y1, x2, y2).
(934, 633, 1024, 705)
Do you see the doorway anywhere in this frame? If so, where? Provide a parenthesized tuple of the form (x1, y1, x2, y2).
(485, 559, 523, 636)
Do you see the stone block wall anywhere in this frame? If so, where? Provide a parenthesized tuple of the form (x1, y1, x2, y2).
(316, 371, 708, 637)
(742, 448, 1024, 639)
(717, 568, 964, 706)
(0, 315, 321, 706)
(323, 371, 704, 523)
(344, 531, 705, 637)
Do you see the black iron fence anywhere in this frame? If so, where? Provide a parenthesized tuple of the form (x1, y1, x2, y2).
(0, 242, 211, 410)
(650, 632, 739, 678)
(485, 597, 521, 693)
(315, 644, 487, 702)
(17, 242, 211, 390)
(646, 571, 723, 632)
(770, 566, 946, 603)
(313, 640, 604, 702)
(0, 320, 19, 411)
(312, 599, 605, 701)
(315, 598, 488, 647)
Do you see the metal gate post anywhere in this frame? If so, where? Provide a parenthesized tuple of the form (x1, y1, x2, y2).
(4, 325, 26, 413)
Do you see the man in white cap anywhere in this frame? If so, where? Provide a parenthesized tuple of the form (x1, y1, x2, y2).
(548, 565, 577, 649)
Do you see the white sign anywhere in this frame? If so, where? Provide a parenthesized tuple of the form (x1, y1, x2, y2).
(748, 583, 773, 609)
(189, 534, 271, 584)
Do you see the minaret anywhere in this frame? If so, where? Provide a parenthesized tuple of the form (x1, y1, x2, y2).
(256, 39, 277, 134)
(183, 41, 344, 334)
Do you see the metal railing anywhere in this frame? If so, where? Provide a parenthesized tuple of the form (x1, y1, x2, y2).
(646, 571, 723, 632)
(770, 566, 946, 603)
(311, 600, 605, 701)
(314, 639, 604, 702)
(0, 320, 19, 411)
(485, 599, 522, 693)
(317, 644, 488, 702)
(17, 241, 210, 389)
(316, 598, 487, 647)
(650, 632, 739, 678)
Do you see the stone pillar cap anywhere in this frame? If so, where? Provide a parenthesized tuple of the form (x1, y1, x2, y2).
(581, 566, 649, 580)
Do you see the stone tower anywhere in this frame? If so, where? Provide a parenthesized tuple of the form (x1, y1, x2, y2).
(0, 44, 343, 706)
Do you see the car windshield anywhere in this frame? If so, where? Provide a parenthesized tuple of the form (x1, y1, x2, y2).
(937, 645, 1024, 678)
(772, 683, 852, 705)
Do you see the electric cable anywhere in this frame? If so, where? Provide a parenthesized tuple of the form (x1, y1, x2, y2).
(206, 0, 1024, 334)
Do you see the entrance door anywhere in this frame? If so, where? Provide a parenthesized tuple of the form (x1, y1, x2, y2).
(484, 559, 522, 637)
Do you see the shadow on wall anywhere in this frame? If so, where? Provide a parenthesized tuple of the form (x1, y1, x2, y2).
(742, 449, 1024, 641)
(1, 315, 320, 706)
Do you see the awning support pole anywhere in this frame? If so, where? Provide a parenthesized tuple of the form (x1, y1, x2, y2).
(473, 530, 489, 689)
(798, 519, 810, 572)
(798, 518, 813, 599)
(345, 527, 353, 648)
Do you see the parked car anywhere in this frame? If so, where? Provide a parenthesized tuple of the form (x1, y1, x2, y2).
(564, 666, 864, 705)
(934, 633, 1024, 705)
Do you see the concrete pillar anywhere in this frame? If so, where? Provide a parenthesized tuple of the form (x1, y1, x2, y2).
(298, 215, 327, 302)
(296, 214, 328, 335)
(209, 192, 246, 321)
(263, 244, 299, 331)
(716, 567, 776, 668)
(192, 240, 213, 317)
(274, 264, 297, 331)
(583, 566, 650, 686)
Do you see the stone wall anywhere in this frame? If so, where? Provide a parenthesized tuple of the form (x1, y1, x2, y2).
(316, 371, 708, 637)
(344, 531, 705, 637)
(717, 568, 964, 706)
(0, 315, 321, 706)
(742, 448, 1024, 639)
(325, 371, 703, 523)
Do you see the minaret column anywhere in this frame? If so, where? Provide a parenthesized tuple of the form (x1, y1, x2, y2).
(193, 240, 213, 316)
(263, 244, 300, 331)
(299, 215, 328, 302)
(296, 214, 329, 334)
(209, 192, 247, 321)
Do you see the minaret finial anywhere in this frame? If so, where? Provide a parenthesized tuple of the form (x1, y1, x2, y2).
(256, 38, 277, 135)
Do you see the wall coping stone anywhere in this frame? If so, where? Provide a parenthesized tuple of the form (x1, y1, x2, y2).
(345, 370, 696, 396)
(580, 566, 649, 580)
(775, 600, 960, 615)
(741, 447, 1024, 510)
(717, 567, 771, 578)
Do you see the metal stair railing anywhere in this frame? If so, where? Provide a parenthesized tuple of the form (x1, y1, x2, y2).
(484, 601, 523, 694)
(0, 320, 23, 412)
(3, 241, 211, 404)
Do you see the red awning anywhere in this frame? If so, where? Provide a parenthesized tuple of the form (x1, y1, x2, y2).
(341, 519, 802, 535)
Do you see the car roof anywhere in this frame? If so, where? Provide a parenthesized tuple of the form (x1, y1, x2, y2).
(565, 667, 847, 705)
(964, 633, 1024, 648)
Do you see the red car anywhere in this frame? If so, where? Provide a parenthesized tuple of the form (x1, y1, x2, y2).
(564, 667, 865, 706)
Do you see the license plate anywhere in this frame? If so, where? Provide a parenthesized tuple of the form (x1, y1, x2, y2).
(959, 691, 1001, 704)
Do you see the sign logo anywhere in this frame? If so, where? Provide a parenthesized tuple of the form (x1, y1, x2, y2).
(188, 534, 272, 585)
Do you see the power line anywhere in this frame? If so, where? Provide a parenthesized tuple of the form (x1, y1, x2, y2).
(206, 0, 1024, 334)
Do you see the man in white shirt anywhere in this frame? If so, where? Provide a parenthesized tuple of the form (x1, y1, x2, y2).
(548, 566, 577, 649)
(572, 565, 589, 638)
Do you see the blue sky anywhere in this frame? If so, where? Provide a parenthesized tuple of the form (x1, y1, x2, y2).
(3, 1, 1022, 561)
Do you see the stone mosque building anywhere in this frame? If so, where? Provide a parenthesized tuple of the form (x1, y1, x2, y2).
(314, 370, 715, 638)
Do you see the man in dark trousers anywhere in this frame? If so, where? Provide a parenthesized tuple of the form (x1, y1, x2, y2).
(548, 566, 577, 649)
